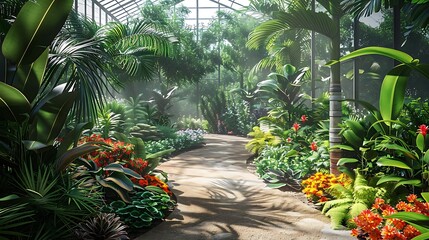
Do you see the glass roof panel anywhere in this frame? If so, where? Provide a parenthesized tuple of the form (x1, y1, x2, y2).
(75, 0, 250, 24)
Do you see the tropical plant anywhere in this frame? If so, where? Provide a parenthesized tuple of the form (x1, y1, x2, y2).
(150, 85, 179, 125)
(74, 213, 129, 240)
(200, 91, 228, 133)
(321, 169, 388, 229)
(331, 47, 429, 191)
(248, 0, 347, 173)
(256, 64, 310, 129)
(0, 194, 34, 239)
(246, 126, 280, 154)
(102, 189, 175, 229)
(176, 116, 208, 130)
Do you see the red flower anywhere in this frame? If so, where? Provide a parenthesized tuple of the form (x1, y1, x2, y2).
(418, 124, 428, 137)
(310, 142, 317, 151)
(286, 137, 292, 143)
(292, 123, 300, 132)
(301, 115, 308, 123)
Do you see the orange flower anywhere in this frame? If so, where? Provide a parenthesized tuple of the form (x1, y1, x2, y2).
(403, 225, 420, 239)
(373, 198, 385, 210)
(407, 194, 418, 203)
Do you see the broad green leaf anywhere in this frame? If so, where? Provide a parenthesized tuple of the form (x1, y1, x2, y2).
(13, 49, 48, 102)
(31, 91, 76, 144)
(386, 212, 429, 232)
(146, 148, 174, 160)
(413, 232, 429, 240)
(379, 65, 411, 124)
(377, 157, 412, 170)
(266, 182, 287, 189)
(417, 133, 426, 152)
(377, 175, 406, 185)
(421, 192, 429, 203)
(345, 120, 366, 139)
(330, 144, 355, 151)
(337, 158, 359, 166)
(123, 168, 143, 179)
(130, 137, 146, 159)
(0, 82, 30, 122)
(145, 185, 167, 194)
(56, 144, 99, 172)
(328, 47, 414, 66)
(286, 149, 298, 157)
(395, 179, 422, 189)
(97, 177, 131, 203)
(56, 122, 93, 157)
(22, 140, 51, 152)
(104, 172, 133, 191)
(2, 0, 73, 65)
(103, 163, 124, 172)
(377, 143, 418, 160)
(343, 129, 363, 148)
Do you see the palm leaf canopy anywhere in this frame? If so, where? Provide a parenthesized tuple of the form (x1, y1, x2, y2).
(96, 21, 177, 77)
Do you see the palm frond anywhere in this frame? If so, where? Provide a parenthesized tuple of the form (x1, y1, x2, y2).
(275, 9, 336, 40)
(44, 37, 118, 123)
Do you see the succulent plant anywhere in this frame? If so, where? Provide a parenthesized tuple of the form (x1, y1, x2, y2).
(74, 213, 129, 240)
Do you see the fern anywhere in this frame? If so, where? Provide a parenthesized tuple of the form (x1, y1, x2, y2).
(322, 198, 353, 214)
(325, 204, 350, 229)
(321, 169, 387, 229)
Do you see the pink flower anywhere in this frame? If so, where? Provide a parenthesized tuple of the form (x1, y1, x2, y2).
(292, 123, 300, 132)
(301, 115, 308, 123)
(287, 137, 292, 143)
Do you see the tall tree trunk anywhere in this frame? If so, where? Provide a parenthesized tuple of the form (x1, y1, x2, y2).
(329, 13, 342, 175)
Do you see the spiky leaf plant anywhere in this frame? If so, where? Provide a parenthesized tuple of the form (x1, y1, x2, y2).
(321, 169, 387, 229)
(74, 213, 129, 240)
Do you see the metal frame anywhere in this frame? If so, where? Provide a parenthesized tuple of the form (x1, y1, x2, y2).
(74, 0, 249, 24)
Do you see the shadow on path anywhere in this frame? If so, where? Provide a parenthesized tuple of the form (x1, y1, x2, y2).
(135, 134, 353, 240)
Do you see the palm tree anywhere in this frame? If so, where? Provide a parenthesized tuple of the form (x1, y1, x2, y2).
(248, 0, 346, 174)
(44, 12, 176, 123)
(247, 1, 310, 72)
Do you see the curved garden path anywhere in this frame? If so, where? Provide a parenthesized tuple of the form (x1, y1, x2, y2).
(136, 134, 353, 240)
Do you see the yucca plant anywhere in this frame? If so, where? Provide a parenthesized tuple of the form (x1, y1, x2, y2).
(74, 213, 129, 240)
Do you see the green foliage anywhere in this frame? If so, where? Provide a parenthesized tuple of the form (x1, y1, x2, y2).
(256, 64, 310, 128)
(144, 129, 205, 155)
(322, 170, 387, 229)
(223, 99, 255, 135)
(245, 126, 280, 154)
(2, 0, 73, 65)
(101, 189, 175, 229)
(200, 91, 228, 133)
(0, 195, 34, 239)
(74, 213, 129, 240)
(10, 162, 101, 238)
(333, 47, 429, 193)
(175, 116, 208, 131)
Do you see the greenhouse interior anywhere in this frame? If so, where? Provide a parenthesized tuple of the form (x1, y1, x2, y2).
(1, 0, 429, 239)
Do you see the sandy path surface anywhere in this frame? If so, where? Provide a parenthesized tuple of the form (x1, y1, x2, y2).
(135, 134, 353, 240)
